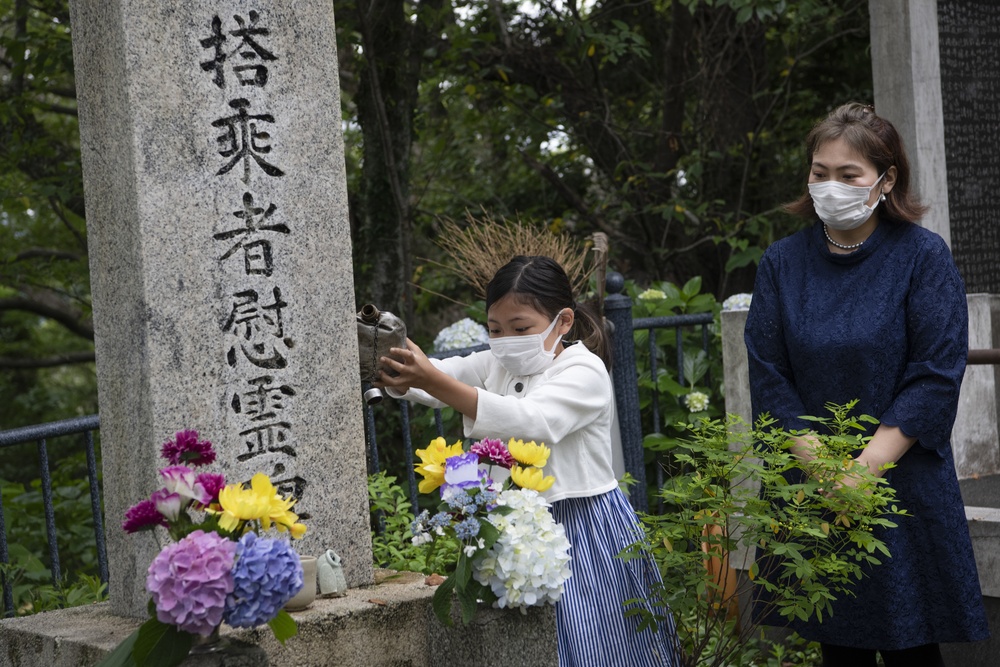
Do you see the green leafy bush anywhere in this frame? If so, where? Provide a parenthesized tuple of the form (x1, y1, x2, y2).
(368, 471, 458, 576)
(630, 402, 905, 667)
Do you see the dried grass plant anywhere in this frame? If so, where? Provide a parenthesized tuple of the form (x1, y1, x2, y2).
(432, 209, 605, 300)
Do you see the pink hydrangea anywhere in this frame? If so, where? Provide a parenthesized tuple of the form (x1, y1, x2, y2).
(469, 438, 516, 469)
(123, 499, 167, 533)
(161, 430, 216, 467)
(146, 530, 236, 636)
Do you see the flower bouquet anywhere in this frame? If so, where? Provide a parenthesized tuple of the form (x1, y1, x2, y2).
(98, 430, 308, 667)
(410, 436, 572, 625)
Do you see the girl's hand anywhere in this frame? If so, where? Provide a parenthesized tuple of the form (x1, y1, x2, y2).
(374, 338, 480, 419)
(375, 338, 435, 392)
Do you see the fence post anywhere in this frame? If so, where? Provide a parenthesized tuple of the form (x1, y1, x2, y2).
(603, 272, 649, 513)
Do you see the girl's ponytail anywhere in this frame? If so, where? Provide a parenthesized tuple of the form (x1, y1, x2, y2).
(571, 299, 612, 370)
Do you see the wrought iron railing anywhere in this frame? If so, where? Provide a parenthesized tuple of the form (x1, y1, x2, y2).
(0, 415, 108, 617)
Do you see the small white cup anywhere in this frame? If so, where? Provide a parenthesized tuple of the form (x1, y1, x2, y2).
(284, 555, 317, 611)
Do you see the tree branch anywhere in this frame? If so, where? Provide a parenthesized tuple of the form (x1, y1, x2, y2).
(13, 248, 84, 262)
(0, 297, 94, 340)
(0, 351, 95, 369)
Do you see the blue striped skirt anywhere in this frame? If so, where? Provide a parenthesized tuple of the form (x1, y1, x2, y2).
(550, 488, 682, 667)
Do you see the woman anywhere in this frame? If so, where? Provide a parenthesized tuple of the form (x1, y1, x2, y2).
(745, 103, 989, 666)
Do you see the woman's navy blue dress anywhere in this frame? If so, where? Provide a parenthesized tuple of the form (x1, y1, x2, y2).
(744, 219, 989, 650)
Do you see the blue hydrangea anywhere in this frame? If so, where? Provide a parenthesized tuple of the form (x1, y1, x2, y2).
(223, 533, 304, 628)
(445, 490, 473, 510)
(428, 512, 451, 529)
(454, 517, 481, 540)
(410, 510, 431, 535)
(478, 490, 498, 506)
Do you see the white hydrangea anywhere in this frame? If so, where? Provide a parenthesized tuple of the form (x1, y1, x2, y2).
(722, 293, 752, 311)
(473, 489, 572, 612)
(433, 318, 490, 352)
(638, 288, 667, 301)
(685, 391, 710, 413)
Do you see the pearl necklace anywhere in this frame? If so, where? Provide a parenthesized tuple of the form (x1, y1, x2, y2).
(823, 224, 865, 250)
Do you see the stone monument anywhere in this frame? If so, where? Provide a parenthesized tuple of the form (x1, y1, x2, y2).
(938, 0, 1000, 295)
(68, 0, 373, 616)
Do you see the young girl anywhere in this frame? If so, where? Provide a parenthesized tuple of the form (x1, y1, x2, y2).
(376, 255, 681, 667)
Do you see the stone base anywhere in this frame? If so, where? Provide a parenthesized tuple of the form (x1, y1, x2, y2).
(0, 571, 557, 667)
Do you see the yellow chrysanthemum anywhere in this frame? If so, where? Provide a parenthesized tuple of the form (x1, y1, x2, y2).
(258, 476, 306, 538)
(414, 437, 465, 494)
(507, 438, 550, 469)
(217, 472, 273, 532)
(216, 473, 306, 538)
(510, 465, 555, 492)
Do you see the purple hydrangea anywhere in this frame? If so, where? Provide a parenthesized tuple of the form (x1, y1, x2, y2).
(224, 533, 304, 628)
(146, 530, 236, 636)
(123, 499, 167, 533)
(469, 438, 516, 469)
(161, 430, 217, 467)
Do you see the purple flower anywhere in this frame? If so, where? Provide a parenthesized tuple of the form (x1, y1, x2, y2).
(444, 453, 480, 486)
(123, 499, 167, 533)
(441, 452, 483, 501)
(161, 430, 217, 467)
(160, 465, 212, 505)
(197, 473, 227, 503)
(151, 488, 183, 521)
(469, 438, 516, 469)
(146, 530, 236, 636)
(224, 533, 303, 628)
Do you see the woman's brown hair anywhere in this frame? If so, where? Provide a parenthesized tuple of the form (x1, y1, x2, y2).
(784, 102, 928, 223)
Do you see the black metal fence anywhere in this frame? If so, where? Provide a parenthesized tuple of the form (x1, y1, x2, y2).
(0, 272, 715, 615)
(0, 415, 108, 617)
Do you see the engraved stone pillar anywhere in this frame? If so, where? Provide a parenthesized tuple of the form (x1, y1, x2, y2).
(68, 1, 373, 616)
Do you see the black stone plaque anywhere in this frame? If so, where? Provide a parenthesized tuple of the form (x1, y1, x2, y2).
(938, 0, 1000, 294)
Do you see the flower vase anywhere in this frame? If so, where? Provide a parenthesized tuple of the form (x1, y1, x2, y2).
(284, 554, 317, 611)
(189, 625, 227, 654)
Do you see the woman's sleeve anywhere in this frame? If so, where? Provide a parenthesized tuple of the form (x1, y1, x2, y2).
(744, 249, 810, 432)
(879, 237, 968, 454)
(465, 359, 609, 444)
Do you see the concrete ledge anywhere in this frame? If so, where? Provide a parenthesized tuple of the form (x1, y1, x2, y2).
(0, 571, 557, 667)
(966, 506, 1000, 599)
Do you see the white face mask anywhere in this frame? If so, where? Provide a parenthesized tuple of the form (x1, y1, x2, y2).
(808, 172, 886, 230)
(488, 311, 565, 376)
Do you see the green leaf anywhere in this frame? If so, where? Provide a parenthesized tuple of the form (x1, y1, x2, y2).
(132, 618, 192, 667)
(456, 578, 480, 624)
(431, 575, 456, 627)
(267, 610, 298, 644)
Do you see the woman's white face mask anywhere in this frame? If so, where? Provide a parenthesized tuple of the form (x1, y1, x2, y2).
(488, 311, 565, 376)
(808, 172, 886, 230)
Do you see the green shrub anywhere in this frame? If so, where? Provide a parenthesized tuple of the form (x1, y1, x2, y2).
(630, 402, 905, 667)
(368, 471, 458, 575)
